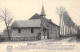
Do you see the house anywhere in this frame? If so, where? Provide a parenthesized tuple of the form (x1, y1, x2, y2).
(4, 5, 60, 41)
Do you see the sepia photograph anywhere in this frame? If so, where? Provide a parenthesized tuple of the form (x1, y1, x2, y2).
(0, 0, 80, 52)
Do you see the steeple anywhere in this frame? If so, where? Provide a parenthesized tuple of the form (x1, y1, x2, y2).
(40, 4, 46, 17)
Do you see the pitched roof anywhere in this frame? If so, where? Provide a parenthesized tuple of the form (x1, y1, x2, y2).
(48, 20, 59, 27)
(29, 13, 59, 27)
(29, 13, 43, 19)
(11, 19, 41, 28)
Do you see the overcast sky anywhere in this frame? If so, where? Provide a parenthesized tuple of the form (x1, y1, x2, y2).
(0, 0, 80, 32)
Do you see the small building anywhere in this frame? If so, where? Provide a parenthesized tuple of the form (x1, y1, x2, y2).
(4, 5, 60, 41)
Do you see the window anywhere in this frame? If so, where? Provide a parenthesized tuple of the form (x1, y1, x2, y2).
(18, 28, 21, 33)
(31, 28, 34, 33)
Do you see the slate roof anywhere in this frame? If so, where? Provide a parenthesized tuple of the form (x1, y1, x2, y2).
(11, 13, 59, 28)
(29, 13, 43, 19)
(29, 13, 59, 27)
(11, 19, 41, 28)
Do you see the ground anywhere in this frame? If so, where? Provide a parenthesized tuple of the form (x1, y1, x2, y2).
(0, 36, 79, 52)
(35, 36, 77, 42)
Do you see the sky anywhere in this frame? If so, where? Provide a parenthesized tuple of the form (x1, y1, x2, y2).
(0, 0, 80, 32)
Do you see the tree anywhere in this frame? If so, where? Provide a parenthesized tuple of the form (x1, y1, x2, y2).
(57, 6, 66, 36)
(0, 8, 13, 40)
(57, 6, 77, 36)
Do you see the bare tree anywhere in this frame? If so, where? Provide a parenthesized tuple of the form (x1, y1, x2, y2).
(0, 8, 13, 40)
(57, 6, 65, 36)
(57, 6, 77, 36)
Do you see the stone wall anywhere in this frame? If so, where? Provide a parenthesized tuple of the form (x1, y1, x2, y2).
(11, 28, 41, 41)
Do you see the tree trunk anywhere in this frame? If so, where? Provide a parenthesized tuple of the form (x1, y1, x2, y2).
(6, 26, 10, 40)
(5, 20, 10, 40)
